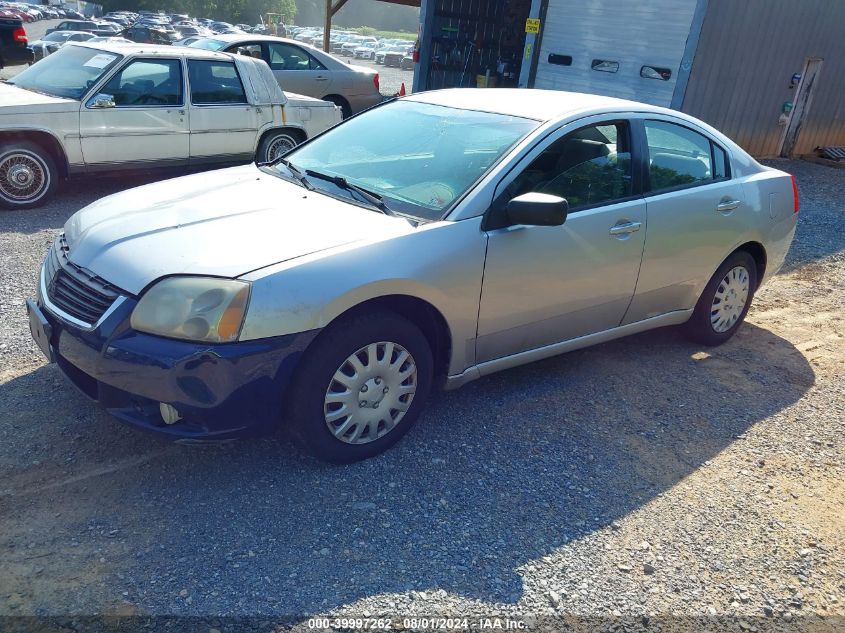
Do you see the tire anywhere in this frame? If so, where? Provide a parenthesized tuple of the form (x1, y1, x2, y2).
(324, 95, 352, 119)
(287, 311, 433, 463)
(256, 129, 300, 163)
(0, 142, 58, 210)
(684, 250, 757, 346)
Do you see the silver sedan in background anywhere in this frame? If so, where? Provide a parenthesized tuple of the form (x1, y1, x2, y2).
(27, 90, 798, 463)
(188, 34, 383, 117)
(28, 30, 96, 61)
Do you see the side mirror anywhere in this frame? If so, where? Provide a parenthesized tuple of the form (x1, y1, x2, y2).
(506, 192, 569, 227)
(88, 93, 115, 109)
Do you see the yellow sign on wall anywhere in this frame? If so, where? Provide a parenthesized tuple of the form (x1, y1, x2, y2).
(525, 18, 541, 34)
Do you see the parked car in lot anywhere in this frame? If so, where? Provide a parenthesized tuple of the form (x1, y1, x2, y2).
(354, 42, 377, 60)
(121, 26, 177, 45)
(0, 42, 341, 208)
(341, 36, 376, 57)
(0, 15, 32, 68)
(381, 45, 412, 67)
(46, 20, 100, 35)
(0, 6, 33, 22)
(26, 89, 798, 463)
(190, 34, 382, 117)
(28, 30, 96, 61)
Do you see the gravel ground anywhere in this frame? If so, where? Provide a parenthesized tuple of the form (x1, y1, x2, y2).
(1, 145, 844, 633)
(349, 55, 414, 97)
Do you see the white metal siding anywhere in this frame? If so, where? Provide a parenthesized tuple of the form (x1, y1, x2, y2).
(534, 0, 698, 107)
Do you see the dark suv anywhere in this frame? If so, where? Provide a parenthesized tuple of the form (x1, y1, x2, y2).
(122, 27, 176, 45)
(0, 17, 34, 69)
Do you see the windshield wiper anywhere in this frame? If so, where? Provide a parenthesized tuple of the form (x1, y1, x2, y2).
(304, 169, 396, 217)
(274, 158, 313, 191)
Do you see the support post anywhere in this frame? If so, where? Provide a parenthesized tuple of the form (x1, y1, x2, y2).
(324, 0, 352, 52)
(324, 0, 332, 52)
(412, 0, 435, 93)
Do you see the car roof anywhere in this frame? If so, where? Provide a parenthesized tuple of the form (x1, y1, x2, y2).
(200, 33, 305, 46)
(406, 88, 673, 122)
(70, 41, 234, 61)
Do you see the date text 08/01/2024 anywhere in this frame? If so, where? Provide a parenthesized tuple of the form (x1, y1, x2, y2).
(307, 617, 528, 630)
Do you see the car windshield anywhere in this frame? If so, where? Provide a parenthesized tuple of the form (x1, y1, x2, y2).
(279, 100, 539, 221)
(7, 45, 121, 99)
(189, 38, 227, 51)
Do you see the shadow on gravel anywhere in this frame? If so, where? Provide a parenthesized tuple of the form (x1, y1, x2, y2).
(0, 321, 815, 616)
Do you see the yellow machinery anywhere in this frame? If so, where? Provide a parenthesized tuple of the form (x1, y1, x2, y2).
(264, 13, 287, 36)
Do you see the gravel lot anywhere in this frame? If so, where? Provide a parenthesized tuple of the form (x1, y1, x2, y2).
(0, 50, 843, 630)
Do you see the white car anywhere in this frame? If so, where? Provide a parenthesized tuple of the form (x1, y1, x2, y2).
(0, 42, 341, 209)
(354, 43, 378, 60)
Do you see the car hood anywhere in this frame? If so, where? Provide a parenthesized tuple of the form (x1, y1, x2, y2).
(0, 82, 78, 113)
(63, 165, 415, 295)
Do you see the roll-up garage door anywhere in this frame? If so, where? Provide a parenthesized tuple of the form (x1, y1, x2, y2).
(533, 0, 697, 107)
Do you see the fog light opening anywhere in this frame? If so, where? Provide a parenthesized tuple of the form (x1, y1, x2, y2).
(159, 403, 183, 425)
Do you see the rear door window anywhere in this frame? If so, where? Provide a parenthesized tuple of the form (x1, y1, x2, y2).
(187, 59, 247, 104)
(644, 120, 730, 192)
(266, 42, 326, 71)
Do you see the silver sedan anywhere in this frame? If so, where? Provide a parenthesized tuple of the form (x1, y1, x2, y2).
(188, 34, 383, 117)
(28, 89, 798, 463)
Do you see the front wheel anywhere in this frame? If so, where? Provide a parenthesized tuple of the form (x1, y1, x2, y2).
(684, 251, 757, 346)
(287, 312, 433, 463)
(0, 142, 58, 210)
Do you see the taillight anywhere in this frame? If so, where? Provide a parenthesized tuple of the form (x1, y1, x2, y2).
(13, 26, 27, 44)
(791, 174, 800, 213)
(373, 73, 380, 92)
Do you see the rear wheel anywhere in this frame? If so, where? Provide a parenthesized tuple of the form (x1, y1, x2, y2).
(257, 130, 301, 163)
(0, 142, 58, 210)
(324, 95, 352, 119)
(287, 312, 433, 463)
(684, 250, 757, 346)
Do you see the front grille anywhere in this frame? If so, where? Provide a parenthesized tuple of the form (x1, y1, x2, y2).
(45, 234, 124, 325)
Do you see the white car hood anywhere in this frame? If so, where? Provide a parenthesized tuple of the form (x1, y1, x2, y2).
(64, 165, 414, 295)
(0, 82, 78, 114)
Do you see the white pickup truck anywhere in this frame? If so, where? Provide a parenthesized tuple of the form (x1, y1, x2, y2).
(0, 42, 342, 209)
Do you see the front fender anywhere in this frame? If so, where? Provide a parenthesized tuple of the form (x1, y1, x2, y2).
(239, 217, 488, 376)
(0, 123, 80, 167)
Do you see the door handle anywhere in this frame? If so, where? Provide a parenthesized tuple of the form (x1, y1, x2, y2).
(717, 199, 741, 212)
(315, 76, 329, 81)
(609, 221, 642, 236)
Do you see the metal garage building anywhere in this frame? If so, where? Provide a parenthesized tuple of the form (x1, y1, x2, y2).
(401, 0, 845, 158)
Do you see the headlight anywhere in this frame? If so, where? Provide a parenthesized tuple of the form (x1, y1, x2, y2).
(130, 277, 250, 343)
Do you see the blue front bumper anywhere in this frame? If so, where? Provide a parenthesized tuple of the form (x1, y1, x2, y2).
(32, 297, 318, 441)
